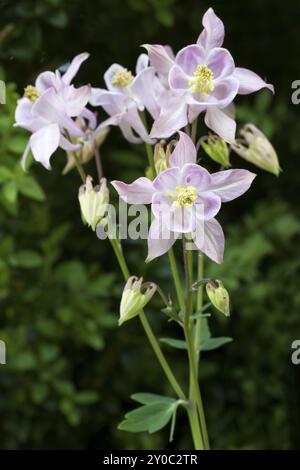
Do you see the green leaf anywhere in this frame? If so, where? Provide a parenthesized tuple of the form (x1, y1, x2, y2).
(200, 317, 211, 343)
(17, 175, 45, 201)
(2, 180, 17, 203)
(9, 250, 43, 269)
(0, 166, 13, 183)
(160, 337, 187, 350)
(118, 402, 176, 434)
(201, 337, 233, 351)
(131, 393, 176, 405)
(75, 391, 99, 405)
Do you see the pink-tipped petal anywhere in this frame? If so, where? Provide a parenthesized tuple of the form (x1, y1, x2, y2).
(169, 132, 197, 168)
(197, 191, 221, 220)
(111, 177, 154, 204)
(207, 48, 235, 79)
(136, 53, 149, 74)
(30, 123, 60, 169)
(150, 92, 188, 139)
(193, 217, 224, 264)
(131, 67, 160, 119)
(123, 106, 153, 144)
(153, 167, 180, 193)
(36, 71, 60, 91)
(180, 163, 211, 189)
(60, 84, 91, 117)
(209, 169, 256, 202)
(169, 65, 190, 90)
(142, 44, 175, 76)
(233, 67, 274, 95)
(204, 106, 236, 143)
(175, 45, 206, 75)
(62, 52, 89, 85)
(197, 7, 225, 51)
(146, 216, 178, 262)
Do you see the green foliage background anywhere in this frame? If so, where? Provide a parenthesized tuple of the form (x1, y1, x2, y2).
(0, 0, 300, 449)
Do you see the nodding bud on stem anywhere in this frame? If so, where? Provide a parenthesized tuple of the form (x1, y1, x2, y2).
(200, 134, 230, 167)
(64, 123, 109, 174)
(78, 176, 109, 231)
(206, 280, 230, 317)
(231, 124, 280, 176)
(119, 276, 156, 326)
(154, 140, 168, 174)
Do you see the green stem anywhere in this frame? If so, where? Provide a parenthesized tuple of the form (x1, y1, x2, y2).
(145, 142, 156, 180)
(182, 237, 205, 449)
(187, 406, 204, 450)
(191, 118, 198, 144)
(168, 248, 185, 312)
(140, 112, 155, 179)
(109, 237, 185, 400)
(74, 153, 86, 183)
(194, 252, 204, 370)
(109, 238, 130, 279)
(139, 311, 185, 400)
(183, 237, 210, 450)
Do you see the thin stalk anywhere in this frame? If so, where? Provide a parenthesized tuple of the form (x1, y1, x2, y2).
(74, 153, 86, 183)
(186, 407, 204, 450)
(145, 142, 156, 180)
(168, 248, 185, 312)
(191, 118, 198, 144)
(94, 146, 103, 183)
(183, 237, 210, 450)
(194, 252, 204, 371)
(108, 237, 186, 401)
(140, 112, 155, 179)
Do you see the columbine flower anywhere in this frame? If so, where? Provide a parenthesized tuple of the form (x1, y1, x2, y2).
(112, 132, 256, 263)
(200, 134, 230, 168)
(79, 176, 109, 231)
(206, 279, 230, 317)
(231, 124, 281, 176)
(147, 8, 273, 142)
(119, 276, 156, 325)
(15, 53, 92, 169)
(90, 54, 165, 144)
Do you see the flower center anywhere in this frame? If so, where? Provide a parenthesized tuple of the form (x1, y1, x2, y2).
(111, 69, 134, 88)
(24, 85, 41, 102)
(172, 186, 198, 207)
(189, 65, 215, 94)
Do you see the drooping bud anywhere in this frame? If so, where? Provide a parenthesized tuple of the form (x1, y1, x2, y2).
(231, 124, 280, 176)
(119, 276, 156, 326)
(206, 280, 230, 317)
(200, 134, 230, 167)
(154, 140, 168, 174)
(78, 176, 109, 231)
(63, 120, 109, 174)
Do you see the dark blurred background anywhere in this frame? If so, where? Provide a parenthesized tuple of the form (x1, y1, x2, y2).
(0, 0, 300, 450)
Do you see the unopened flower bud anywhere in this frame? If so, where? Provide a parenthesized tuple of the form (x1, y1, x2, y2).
(206, 280, 230, 317)
(63, 123, 109, 174)
(154, 140, 168, 174)
(231, 124, 280, 176)
(78, 176, 109, 231)
(200, 134, 230, 168)
(119, 276, 156, 326)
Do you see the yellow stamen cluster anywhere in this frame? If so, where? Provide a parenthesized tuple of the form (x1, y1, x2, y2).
(189, 65, 215, 94)
(172, 186, 198, 207)
(24, 85, 41, 102)
(111, 69, 134, 88)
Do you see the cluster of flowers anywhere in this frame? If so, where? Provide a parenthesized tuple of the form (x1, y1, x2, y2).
(15, 8, 278, 266)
